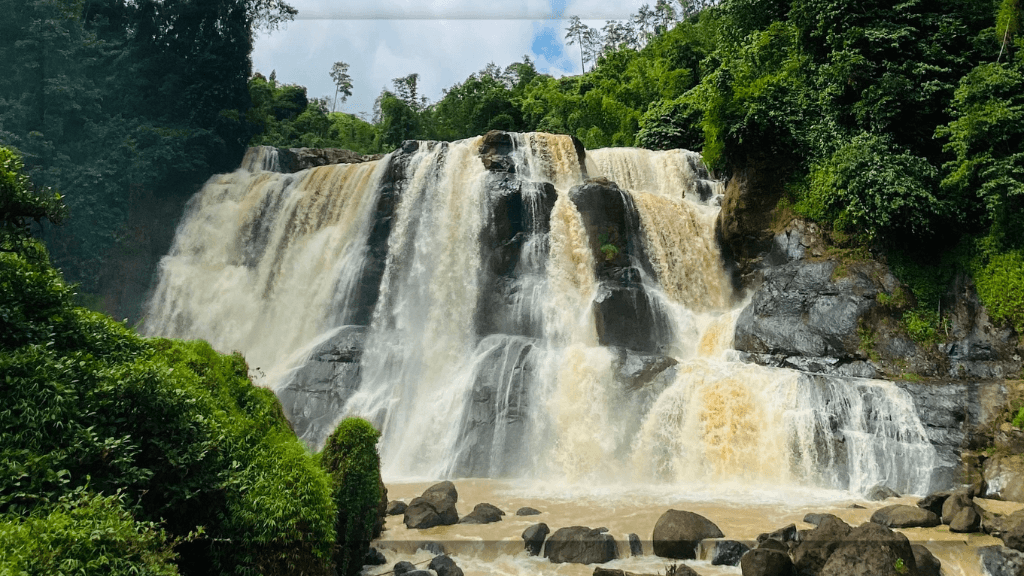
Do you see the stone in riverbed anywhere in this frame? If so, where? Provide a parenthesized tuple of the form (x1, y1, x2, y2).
(913, 544, 941, 576)
(950, 506, 982, 533)
(916, 491, 950, 517)
(653, 509, 725, 559)
(979, 545, 1024, 576)
(522, 523, 549, 556)
(594, 567, 699, 576)
(429, 554, 464, 576)
(364, 547, 386, 566)
(941, 489, 975, 525)
(791, 515, 852, 576)
(740, 548, 793, 576)
(803, 513, 842, 527)
(819, 522, 917, 576)
(516, 506, 541, 516)
(459, 502, 504, 524)
(385, 500, 407, 516)
(628, 533, 642, 556)
(697, 538, 751, 566)
(404, 481, 459, 529)
(544, 526, 618, 564)
(393, 561, 417, 576)
(866, 484, 900, 501)
(870, 504, 941, 528)
(757, 523, 797, 544)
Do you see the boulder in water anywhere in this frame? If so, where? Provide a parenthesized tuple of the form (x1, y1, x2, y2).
(941, 489, 974, 525)
(393, 561, 417, 576)
(916, 491, 950, 517)
(697, 539, 750, 566)
(866, 484, 900, 501)
(459, 502, 505, 524)
(652, 509, 725, 559)
(791, 515, 852, 576)
(1000, 512, 1024, 551)
(819, 522, 917, 576)
(594, 568, 699, 576)
(522, 523, 549, 556)
(757, 523, 797, 544)
(985, 454, 1024, 503)
(544, 526, 618, 565)
(980, 545, 1024, 576)
(404, 481, 459, 529)
(418, 542, 445, 555)
(429, 554, 464, 576)
(912, 544, 941, 576)
(740, 548, 793, 576)
(803, 513, 842, 527)
(516, 506, 541, 516)
(950, 506, 982, 533)
(386, 500, 407, 516)
(870, 504, 941, 528)
(628, 533, 642, 556)
(364, 547, 386, 566)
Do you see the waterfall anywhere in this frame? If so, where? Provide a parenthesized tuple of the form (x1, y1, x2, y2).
(145, 133, 937, 495)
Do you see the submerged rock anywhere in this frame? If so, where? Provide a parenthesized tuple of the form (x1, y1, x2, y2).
(385, 500, 407, 516)
(516, 506, 541, 516)
(544, 526, 618, 564)
(740, 548, 793, 576)
(697, 539, 750, 566)
(653, 509, 725, 559)
(429, 554, 464, 576)
(866, 484, 900, 501)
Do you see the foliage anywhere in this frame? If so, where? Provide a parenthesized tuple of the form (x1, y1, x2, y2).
(320, 418, 383, 576)
(0, 491, 179, 576)
(0, 147, 66, 250)
(801, 132, 942, 240)
(974, 248, 1024, 334)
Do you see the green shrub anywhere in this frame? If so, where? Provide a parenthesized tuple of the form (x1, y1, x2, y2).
(320, 418, 384, 576)
(0, 491, 178, 576)
(974, 249, 1024, 334)
(902, 309, 942, 344)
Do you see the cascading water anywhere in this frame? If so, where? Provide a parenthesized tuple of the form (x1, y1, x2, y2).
(145, 134, 936, 496)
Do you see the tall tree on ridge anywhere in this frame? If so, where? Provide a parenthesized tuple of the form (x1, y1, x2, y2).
(566, 16, 588, 72)
(331, 61, 353, 113)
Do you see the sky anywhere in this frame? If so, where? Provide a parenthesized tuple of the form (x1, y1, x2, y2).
(251, 0, 652, 119)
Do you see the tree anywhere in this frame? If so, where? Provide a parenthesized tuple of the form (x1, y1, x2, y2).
(391, 73, 424, 109)
(331, 61, 353, 113)
(566, 16, 589, 72)
(998, 0, 1021, 62)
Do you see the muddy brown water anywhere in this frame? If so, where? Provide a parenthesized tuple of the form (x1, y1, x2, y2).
(370, 479, 1018, 576)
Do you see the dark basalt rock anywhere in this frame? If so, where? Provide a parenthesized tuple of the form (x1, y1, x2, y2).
(913, 545, 941, 576)
(740, 548, 794, 576)
(916, 492, 951, 517)
(459, 502, 505, 524)
(819, 522, 917, 576)
(628, 533, 643, 556)
(942, 489, 975, 525)
(865, 484, 900, 501)
(479, 130, 517, 173)
(870, 504, 940, 528)
(803, 513, 842, 527)
(791, 515, 852, 576)
(418, 542, 445, 555)
(699, 539, 750, 566)
(544, 526, 618, 565)
(516, 507, 541, 516)
(404, 481, 459, 530)
(757, 523, 797, 545)
(950, 506, 982, 533)
(393, 561, 417, 576)
(386, 500, 407, 516)
(275, 326, 366, 449)
(652, 509, 725, 559)
(429, 554, 464, 576)
(522, 523, 550, 556)
(276, 147, 382, 173)
(364, 547, 386, 566)
(979, 545, 1024, 576)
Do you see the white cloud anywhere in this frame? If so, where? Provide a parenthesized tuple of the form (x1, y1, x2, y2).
(252, 0, 653, 117)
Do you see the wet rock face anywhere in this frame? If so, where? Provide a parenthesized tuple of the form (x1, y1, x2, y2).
(275, 326, 366, 448)
(277, 147, 382, 173)
(544, 526, 618, 564)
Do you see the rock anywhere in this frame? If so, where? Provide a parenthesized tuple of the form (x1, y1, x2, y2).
(393, 561, 417, 576)
(276, 326, 367, 448)
(516, 507, 541, 516)
(757, 538, 788, 552)
(418, 542, 445, 555)
(276, 147, 381, 173)
(916, 492, 950, 517)
(653, 510, 725, 559)
(819, 522, 917, 576)
(866, 484, 900, 501)
(459, 502, 504, 524)
(740, 548, 794, 576)
(544, 526, 618, 565)
(404, 481, 459, 530)
(848, 503, 866, 509)
(803, 513, 843, 527)
(429, 555, 464, 576)
(478, 130, 516, 173)
(594, 568, 699, 576)
(758, 523, 797, 544)
(716, 162, 786, 276)
(404, 571, 431, 576)
(364, 547, 386, 566)
(522, 523, 550, 556)
(870, 504, 941, 528)
(792, 515, 852, 576)
(1001, 511, 1024, 551)
(629, 533, 643, 556)
(386, 500, 407, 516)
(985, 454, 1024, 503)
(912, 544, 941, 576)
(979, 545, 1024, 576)
(950, 506, 982, 533)
(697, 539, 750, 566)
(941, 490, 974, 525)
